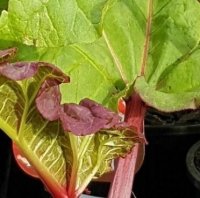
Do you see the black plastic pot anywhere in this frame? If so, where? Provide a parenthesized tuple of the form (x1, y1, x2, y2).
(186, 140, 200, 197)
(133, 122, 200, 198)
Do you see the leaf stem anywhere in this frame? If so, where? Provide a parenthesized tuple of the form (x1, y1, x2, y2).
(18, 81, 30, 139)
(68, 133, 78, 198)
(76, 147, 102, 197)
(77, 136, 93, 171)
(140, 0, 153, 76)
(102, 31, 128, 83)
(17, 140, 68, 198)
(108, 93, 146, 198)
(78, 136, 93, 159)
(76, 164, 100, 197)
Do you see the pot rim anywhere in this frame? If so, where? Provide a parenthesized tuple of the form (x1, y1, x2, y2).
(186, 140, 200, 190)
(145, 123, 200, 136)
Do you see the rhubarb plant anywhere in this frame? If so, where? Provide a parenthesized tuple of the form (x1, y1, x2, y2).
(0, 47, 139, 198)
(0, 0, 200, 198)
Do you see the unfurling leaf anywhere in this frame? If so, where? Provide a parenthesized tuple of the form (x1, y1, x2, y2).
(0, 47, 141, 198)
(36, 79, 63, 121)
(36, 82, 129, 136)
(0, 47, 70, 197)
(60, 98, 130, 135)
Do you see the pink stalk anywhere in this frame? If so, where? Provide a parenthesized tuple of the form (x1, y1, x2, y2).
(36, 173, 69, 198)
(108, 93, 146, 198)
(48, 187, 69, 198)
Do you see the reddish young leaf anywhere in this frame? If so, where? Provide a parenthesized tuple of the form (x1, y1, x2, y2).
(80, 99, 121, 128)
(61, 102, 106, 135)
(36, 82, 130, 136)
(0, 61, 70, 82)
(60, 98, 122, 135)
(36, 79, 62, 121)
(0, 62, 38, 80)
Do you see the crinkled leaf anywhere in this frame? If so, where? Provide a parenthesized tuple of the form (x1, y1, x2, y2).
(35, 78, 139, 197)
(0, 47, 140, 197)
(36, 79, 62, 121)
(58, 127, 139, 197)
(37, 85, 125, 135)
(0, 48, 70, 197)
(61, 100, 117, 136)
(0, 62, 40, 80)
(0, 0, 133, 109)
(1, 0, 99, 46)
(101, 0, 200, 111)
(74, 128, 138, 194)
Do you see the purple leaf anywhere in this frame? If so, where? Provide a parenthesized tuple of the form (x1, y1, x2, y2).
(36, 79, 62, 121)
(0, 58, 70, 82)
(80, 98, 121, 129)
(36, 83, 128, 135)
(60, 102, 110, 135)
(0, 48, 71, 122)
(0, 62, 38, 80)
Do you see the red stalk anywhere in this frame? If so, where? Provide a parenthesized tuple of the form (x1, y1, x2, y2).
(33, 170, 69, 198)
(47, 185, 69, 198)
(108, 93, 146, 198)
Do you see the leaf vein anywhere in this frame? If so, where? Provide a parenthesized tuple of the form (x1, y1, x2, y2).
(102, 31, 128, 83)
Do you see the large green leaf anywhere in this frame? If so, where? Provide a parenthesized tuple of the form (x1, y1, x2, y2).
(0, 0, 146, 108)
(134, 0, 200, 111)
(76, 0, 108, 26)
(1, 0, 199, 112)
(1, 0, 99, 46)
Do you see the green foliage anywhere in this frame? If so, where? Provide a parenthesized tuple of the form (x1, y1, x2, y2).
(0, 0, 8, 13)
(0, 0, 200, 197)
